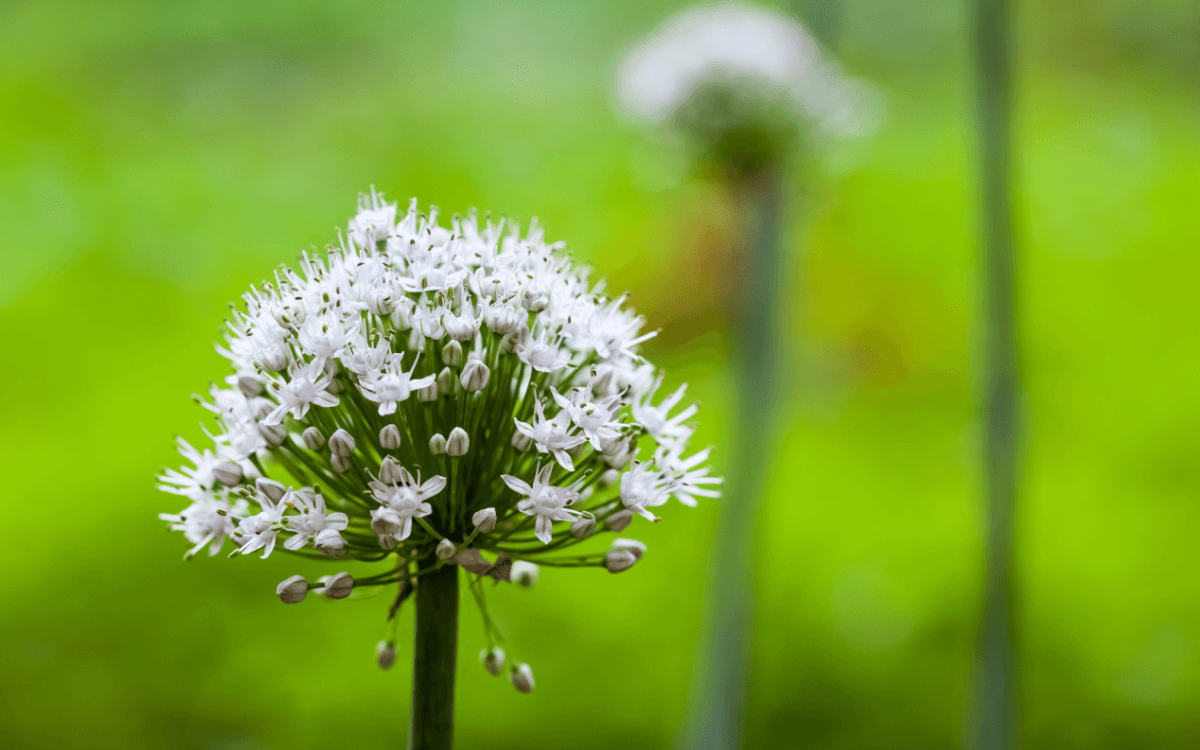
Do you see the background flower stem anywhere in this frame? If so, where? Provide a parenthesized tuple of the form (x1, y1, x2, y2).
(410, 564, 459, 750)
(973, 0, 1019, 747)
(686, 166, 785, 750)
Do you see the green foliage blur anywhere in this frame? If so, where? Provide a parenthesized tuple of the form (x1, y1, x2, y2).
(2, 0, 1198, 748)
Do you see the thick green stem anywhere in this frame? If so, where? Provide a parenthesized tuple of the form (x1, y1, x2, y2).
(973, 0, 1019, 748)
(409, 564, 459, 750)
(686, 166, 785, 750)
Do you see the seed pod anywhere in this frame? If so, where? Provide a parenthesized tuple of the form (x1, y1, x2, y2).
(376, 641, 397, 670)
(472, 507, 497, 534)
(323, 572, 354, 599)
(329, 429, 355, 457)
(212, 462, 243, 487)
(447, 427, 470, 457)
(511, 663, 536, 693)
(302, 426, 325, 450)
(480, 646, 506, 677)
(276, 575, 308, 604)
(442, 340, 463, 367)
(379, 424, 401, 450)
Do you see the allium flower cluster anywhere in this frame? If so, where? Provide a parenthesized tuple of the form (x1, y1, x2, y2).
(158, 191, 722, 687)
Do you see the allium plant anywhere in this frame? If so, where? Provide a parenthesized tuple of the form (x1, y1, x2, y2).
(157, 191, 721, 748)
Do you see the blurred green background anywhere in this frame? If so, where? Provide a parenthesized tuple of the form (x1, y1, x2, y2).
(2, 0, 1198, 748)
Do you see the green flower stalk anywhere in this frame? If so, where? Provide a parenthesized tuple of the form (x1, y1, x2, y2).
(157, 192, 722, 749)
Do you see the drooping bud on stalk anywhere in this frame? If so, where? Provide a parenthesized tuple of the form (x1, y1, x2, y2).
(460, 359, 490, 392)
(437, 367, 452, 395)
(302, 426, 325, 450)
(378, 424, 401, 450)
(570, 515, 596, 539)
(472, 507, 497, 533)
(605, 548, 637, 573)
(258, 422, 286, 447)
(511, 561, 539, 588)
(256, 478, 287, 504)
(447, 427, 470, 457)
(213, 462, 243, 487)
(329, 429, 355, 457)
(376, 640, 397, 670)
(379, 456, 403, 485)
(276, 575, 308, 604)
(442, 339, 463, 366)
(314, 528, 345, 557)
(429, 433, 447, 455)
(480, 646, 506, 676)
(511, 663, 536, 693)
(436, 538, 456, 560)
(606, 509, 634, 532)
(323, 571, 354, 599)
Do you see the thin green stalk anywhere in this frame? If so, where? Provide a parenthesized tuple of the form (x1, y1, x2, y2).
(409, 563, 459, 750)
(973, 0, 1019, 748)
(686, 166, 785, 750)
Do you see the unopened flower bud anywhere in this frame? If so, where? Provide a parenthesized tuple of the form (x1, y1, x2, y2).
(258, 422, 286, 447)
(606, 509, 634, 532)
(408, 328, 424, 352)
(260, 346, 289, 372)
(472, 507, 497, 533)
(511, 561, 539, 588)
(329, 429, 355, 457)
(611, 538, 647, 560)
(436, 538, 456, 560)
(314, 528, 345, 557)
(331, 454, 351, 474)
(418, 382, 439, 402)
(379, 456, 403, 485)
(441, 339, 463, 366)
(499, 334, 517, 353)
(486, 305, 521, 335)
(480, 646, 506, 676)
(326, 376, 343, 394)
(511, 663, 536, 693)
(600, 469, 620, 488)
(605, 548, 638, 573)
(379, 424, 401, 450)
(323, 571, 354, 599)
(571, 515, 596, 539)
(376, 640, 397, 670)
(213, 462, 243, 487)
(276, 575, 308, 604)
(429, 433, 447, 455)
(511, 431, 532, 453)
(302, 426, 325, 450)
(447, 427, 470, 457)
(367, 290, 395, 316)
(460, 359, 490, 392)
(521, 286, 549, 312)
(256, 478, 287, 503)
(237, 374, 263, 397)
(437, 367, 452, 395)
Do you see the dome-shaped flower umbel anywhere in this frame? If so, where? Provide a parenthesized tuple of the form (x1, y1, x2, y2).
(157, 190, 722, 706)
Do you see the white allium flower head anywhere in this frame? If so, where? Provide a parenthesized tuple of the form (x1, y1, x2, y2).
(615, 1, 869, 137)
(157, 189, 722, 690)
